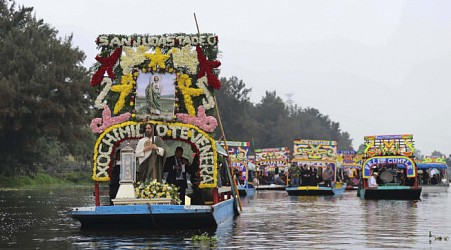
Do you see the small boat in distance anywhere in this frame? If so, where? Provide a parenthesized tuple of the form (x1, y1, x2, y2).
(254, 147, 289, 190)
(220, 141, 256, 197)
(416, 156, 449, 193)
(358, 134, 422, 200)
(286, 139, 346, 196)
(338, 150, 362, 191)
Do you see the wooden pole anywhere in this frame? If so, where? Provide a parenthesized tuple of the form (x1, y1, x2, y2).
(193, 13, 243, 212)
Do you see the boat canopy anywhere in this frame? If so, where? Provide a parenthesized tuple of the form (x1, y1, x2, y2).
(416, 163, 447, 169)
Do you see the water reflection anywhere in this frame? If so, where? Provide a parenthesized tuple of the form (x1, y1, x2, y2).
(362, 200, 419, 248)
(1, 187, 451, 249)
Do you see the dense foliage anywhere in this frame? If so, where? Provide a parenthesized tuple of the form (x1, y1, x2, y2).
(215, 76, 354, 151)
(0, 1, 95, 176)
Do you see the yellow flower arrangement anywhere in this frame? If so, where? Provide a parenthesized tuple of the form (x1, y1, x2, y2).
(110, 74, 135, 114)
(144, 47, 170, 70)
(135, 180, 181, 204)
(177, 74, 203, 116)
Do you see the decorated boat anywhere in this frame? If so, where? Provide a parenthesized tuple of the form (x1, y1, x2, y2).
(416, 156, 449, 192)
(221, 141, 256, 197)
(254, 147, 289, 190)
(337, 150, 362, 190)
(286, 139, 346, 196)
(358, 134, 422, 200)
(66, 33, 241, 229)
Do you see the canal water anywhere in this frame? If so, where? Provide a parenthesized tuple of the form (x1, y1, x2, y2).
(1, 186, 451, 249)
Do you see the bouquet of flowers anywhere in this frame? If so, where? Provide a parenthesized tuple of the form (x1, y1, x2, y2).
(135, 180, 181, 204)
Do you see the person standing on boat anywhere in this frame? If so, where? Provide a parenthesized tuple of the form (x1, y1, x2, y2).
(368, 172, 379, 187)
(135, 123, 166, 184)
(288, 164, 300, 186)
(163, 146, 191, 205)
(322, 164, 334, 187)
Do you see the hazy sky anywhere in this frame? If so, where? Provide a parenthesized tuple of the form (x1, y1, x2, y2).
(17, 0, 451, 155)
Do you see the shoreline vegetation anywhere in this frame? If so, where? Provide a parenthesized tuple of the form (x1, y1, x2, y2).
(0, 170, 92, 189)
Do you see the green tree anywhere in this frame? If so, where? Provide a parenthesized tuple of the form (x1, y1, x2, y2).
(0, 1, 94, 176)
(215, 76, 257, 141)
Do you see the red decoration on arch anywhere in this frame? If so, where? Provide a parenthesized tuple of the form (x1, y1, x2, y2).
(196, 46, 221, 90)
(90, 47, 122, 86)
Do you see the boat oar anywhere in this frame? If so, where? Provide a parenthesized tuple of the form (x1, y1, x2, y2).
(193, 13, 243, 212)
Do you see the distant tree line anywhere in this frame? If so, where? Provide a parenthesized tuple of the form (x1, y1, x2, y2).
(215, 76, 354, 152)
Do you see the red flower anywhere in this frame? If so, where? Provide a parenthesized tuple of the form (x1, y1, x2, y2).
(196, 46, 221, 89)
(90, 47, 122, 86)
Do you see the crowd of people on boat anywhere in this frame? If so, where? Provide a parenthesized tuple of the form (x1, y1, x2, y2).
(418, 168, 447, 185)
(369, 164, 414, 186)
(367, 164, 446, 187)
(287, 163, 337, 187)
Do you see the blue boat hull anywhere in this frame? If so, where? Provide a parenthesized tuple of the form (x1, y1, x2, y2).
(286, 186, 346, 196)
(238, 187, 255, 197)
(67, 199, 236, 230)
(359, 187, 422, 200)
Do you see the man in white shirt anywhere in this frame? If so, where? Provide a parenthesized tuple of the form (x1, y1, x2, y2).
(135, 123, 166, 183)
(368, 172, 379, 188)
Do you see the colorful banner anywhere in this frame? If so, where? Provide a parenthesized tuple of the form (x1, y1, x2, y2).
(419, 156, 446, 164)
(293, 139, 337, 162)
(337, 150, 362, 168)
(255, 147, 289, 168)
(363, 134, 415, 157)
(219, 141, 250, 160)
(362, 156, 415, 178)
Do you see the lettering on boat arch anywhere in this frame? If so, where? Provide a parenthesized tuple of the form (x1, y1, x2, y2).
(362, 156, 415, 178)
(92, 121, 218, 188)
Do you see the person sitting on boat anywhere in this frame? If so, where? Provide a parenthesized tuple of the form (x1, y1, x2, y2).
(321, 164, 334, 187)
(310, 167, 320, 186)
(289, 164, 301, 186)
(368, 172, 379, 188)
(135, 123, 166, 184)
(430, 174, 439, 185)
(163, 146, 191, 205)
(300, 165, 311, 186)
(422, 171, 429, 185)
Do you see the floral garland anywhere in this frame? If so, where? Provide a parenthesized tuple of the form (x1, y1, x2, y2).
(170, 44, 198, 74)
(135, 180, 181, 204)
(94, 78, 113, 109)
(92, 121, 218, 187)
(120, 45, 149, 74)
(110, 73, 135, 114)
(90, 105, 131, 134)
(91, 47, 122, 86)
(196, 76, 215, 110)
(196, 46, 221, 89)
(177, 74, 203, 116)
(92, 121, 140, 181)
(144, 47, 170, 71)
(177, 106, 218, 132)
